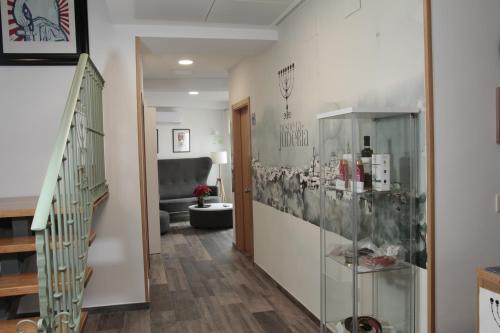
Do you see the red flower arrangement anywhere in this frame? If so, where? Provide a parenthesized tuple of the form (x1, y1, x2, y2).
(193, 184, 212, 198)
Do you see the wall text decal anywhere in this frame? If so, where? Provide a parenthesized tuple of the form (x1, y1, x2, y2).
(279, 121, 309, 151)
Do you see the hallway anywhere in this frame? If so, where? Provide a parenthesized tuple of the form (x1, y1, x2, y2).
(85, 223, 319, 332)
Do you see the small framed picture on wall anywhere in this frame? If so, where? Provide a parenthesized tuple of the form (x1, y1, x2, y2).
(172, 129, 190, 153)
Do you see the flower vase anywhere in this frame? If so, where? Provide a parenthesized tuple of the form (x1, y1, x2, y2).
(197, 197, 204, 208)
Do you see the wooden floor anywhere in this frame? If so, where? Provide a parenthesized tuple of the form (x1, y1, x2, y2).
(84, 223, 319, 333)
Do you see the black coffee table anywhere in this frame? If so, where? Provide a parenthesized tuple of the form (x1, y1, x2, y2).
(189, 203, 233, 229)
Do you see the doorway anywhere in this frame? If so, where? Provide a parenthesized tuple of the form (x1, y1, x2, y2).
(232, 98, 254, 258)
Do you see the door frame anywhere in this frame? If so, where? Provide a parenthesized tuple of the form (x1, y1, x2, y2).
(135, 37, 150, 302)
(231, 97, 254, 258)
(423, 1, 436, 331)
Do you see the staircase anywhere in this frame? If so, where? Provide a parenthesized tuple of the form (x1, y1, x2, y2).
(0, 54, 107, 332)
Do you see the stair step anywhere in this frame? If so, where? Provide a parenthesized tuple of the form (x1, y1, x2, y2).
(0, 231, 97, 254)
(0, 266, 93, 297)
(0, 197, 38, 219)
(0, 236, 36, 254)
(0, 311, 88, 333)
(0, 191, 108, 220)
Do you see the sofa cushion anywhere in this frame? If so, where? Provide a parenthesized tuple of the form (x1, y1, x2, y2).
(158, 157, 213, 200)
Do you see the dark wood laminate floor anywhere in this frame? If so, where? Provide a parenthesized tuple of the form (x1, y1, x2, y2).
(85, 223, 319, 333)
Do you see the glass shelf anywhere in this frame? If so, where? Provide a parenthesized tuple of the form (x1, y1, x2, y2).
(326, 255, 412, 274)
(324, 186, 389, 194)
(319, 107, 417, 333)
(324, 186, 412, 199)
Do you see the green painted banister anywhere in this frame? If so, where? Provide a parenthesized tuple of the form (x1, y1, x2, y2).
(19, 53, 107, 333)
(31, 54, 88, 232)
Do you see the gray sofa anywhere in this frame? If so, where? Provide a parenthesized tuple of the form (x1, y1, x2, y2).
(158, 157, 220, 222)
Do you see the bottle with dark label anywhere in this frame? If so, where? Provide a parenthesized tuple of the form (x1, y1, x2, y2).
(361, 136, 373, 157)
(361, 136, 373, 188)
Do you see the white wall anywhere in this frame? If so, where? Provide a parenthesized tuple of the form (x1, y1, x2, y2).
(254, 202, 321, 315)
(0, 68, 74, 197)
(432, 1, 500, 331)
(157, 108, 228, 185)
(81, 0, 146, 307)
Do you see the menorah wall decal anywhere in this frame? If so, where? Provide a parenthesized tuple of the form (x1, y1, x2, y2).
(278, 63, 295, 120)
(490, 298, 500, 328)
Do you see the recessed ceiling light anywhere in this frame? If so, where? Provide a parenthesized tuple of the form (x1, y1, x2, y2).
(189, 91, 199, 95)
(178, 59, 193, 66)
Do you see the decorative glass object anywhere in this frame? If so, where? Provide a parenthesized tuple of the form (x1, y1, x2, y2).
(318, 107, 418, 333)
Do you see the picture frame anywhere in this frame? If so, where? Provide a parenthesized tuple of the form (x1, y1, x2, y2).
(172, 129, 190, 153)
(0, 0, 89, 66)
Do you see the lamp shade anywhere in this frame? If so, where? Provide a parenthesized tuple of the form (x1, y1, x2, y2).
(210, 151, 228, 164)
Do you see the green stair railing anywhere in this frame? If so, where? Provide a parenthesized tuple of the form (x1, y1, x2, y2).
(16, 54, 107, 333)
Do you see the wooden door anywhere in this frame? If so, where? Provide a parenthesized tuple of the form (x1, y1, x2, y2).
(232, 98, 254, 258)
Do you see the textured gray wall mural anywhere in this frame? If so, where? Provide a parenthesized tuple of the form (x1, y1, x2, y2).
(250, 58, 427, 268)
(251, 155, 427, 268)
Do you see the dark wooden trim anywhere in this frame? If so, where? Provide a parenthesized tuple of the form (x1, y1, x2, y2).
(84, 302, 150, 314)
(0, 0, 90, 66)
(253, 263, 320, 329)
(423, 1, 436, 332)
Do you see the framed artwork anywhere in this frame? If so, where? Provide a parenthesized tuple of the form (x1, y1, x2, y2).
(172, 129, 190, 153)
(0, 0, 89, 65)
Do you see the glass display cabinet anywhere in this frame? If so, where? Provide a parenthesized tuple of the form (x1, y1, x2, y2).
(318, 107, 418, 333)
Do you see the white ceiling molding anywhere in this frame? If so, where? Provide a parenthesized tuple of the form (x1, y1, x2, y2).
(145, 91, 229, 110)
(116, 23, 278, 41)
(144, 79, 229, 92)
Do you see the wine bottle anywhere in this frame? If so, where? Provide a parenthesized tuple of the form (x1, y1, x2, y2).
(361, 136, 373, 157)
(361, 136, 373, 188)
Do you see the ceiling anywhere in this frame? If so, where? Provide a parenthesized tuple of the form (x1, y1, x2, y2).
(105, 0, 298, 26)
(142, 37, 274, 109)
(131, 0, 296, 110)
(141, 37, 274, 79)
